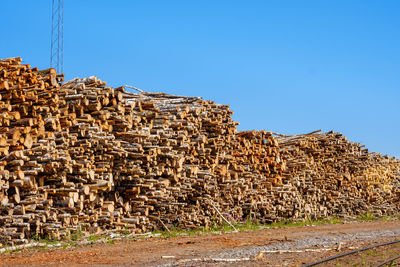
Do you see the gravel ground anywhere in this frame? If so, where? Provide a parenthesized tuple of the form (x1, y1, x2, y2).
(159, 223, 400, 267)
(215, 229, 400, 259)
(1, 220, 399, 267)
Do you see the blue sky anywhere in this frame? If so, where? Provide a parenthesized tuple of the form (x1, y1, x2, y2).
(1, 1, 399, 157)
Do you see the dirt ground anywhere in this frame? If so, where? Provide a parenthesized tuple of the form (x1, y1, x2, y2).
(0, 220, 399, 266)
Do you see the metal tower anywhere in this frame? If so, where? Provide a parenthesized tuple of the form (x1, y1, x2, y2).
(50, 0, 64, 73)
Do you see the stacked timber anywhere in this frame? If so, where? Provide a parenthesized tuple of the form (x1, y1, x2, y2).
(0, 57, 66, 244)
(275, 131, 400, 221)
(0, 57, 399, 245)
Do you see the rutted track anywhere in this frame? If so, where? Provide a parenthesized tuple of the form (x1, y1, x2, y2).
(0, 220, 399, 266)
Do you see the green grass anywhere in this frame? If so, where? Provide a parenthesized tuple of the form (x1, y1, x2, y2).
(88, 234, 100, 242)
(32, 234, 59, 245)
(70, 227, 85, 241)
(357, 212, 376, 221)
(355, 212, 400, 222)
(269, 220, 307, 228)
(333, 246, 399, 266)
(312, 217, 343, 225)
(151, 213, 400, 240)
(123, 228, 130, 236)
(152, 217, 345, 239)
(366, 248, 379, 257)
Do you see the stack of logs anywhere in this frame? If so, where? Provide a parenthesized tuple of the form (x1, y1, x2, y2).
(0, 57, 399, 245)
(274, 131, 400, 221)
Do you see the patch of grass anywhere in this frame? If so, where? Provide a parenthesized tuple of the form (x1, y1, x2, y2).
(153, 223, 229, 238)
(354, 213, 400, 222)
(313, 217, 343, 225)
(151, 216, 345, 239)
(366, 248, 379, 257)
(186, 227, 212, 236)
(70, 227, 84, 242)
(88, 234, 100, 242)
(123, 228, 130, 236)
(153, 228, 184, 238)
(32, 234, 58, 245)
(265, 217, 342, 229)
(37, 245, 50, 251)
(235, 222, 259, 231)
(357, 212, 376, 221)
(269, 220, 307, 228)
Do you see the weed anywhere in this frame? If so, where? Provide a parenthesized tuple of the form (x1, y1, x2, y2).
(31, 234, 58, 245)
(88, 235, 99, 242)
(150, 216, 346, 239)
(37, 245, 49, 251)
(70, 227, 84, 241)
(11, 248, 23, 253)
(123, 228, 130, 236)
(312, 218, 342, 225)
(357, 212, 376, 221)
(366, 249, 378, 257)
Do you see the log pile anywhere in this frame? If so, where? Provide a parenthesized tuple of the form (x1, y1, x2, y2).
(274, 131, 400, 220)
(0, 57, 399, 245)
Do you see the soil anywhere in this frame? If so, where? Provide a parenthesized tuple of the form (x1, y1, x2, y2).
(0, 220, 399, 266)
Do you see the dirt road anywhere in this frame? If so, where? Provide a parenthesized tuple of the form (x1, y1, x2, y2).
(1, 220, 399, 266)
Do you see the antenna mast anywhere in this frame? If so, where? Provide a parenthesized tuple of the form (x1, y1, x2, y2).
(50, 0, 64, 73)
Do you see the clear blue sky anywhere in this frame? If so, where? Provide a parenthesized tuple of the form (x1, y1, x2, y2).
(1, 1, 399, 157)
